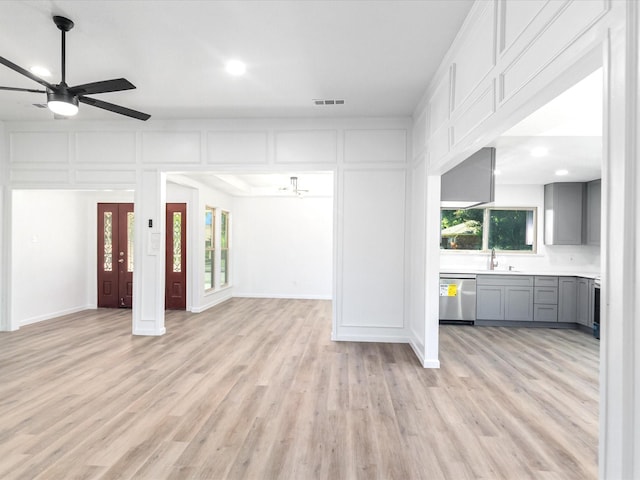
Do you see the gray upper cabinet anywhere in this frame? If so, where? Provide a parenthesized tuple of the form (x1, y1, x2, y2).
(441, 147, 495, 208)
(544, 183, 585, 245)
(586, 179, 601, 246)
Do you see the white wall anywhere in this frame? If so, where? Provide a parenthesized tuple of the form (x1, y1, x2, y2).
(440, 184, 601, 273)
(233, 195, 333, 299)
(408, 158, 427, 361)
(194, 178, 235, 312)
(0, 121, 6, 330)
(1, 117, 411, 342)
(11, 190, 135, 324)
(12, 190, 92, 325)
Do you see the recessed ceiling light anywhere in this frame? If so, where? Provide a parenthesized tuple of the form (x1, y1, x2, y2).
(30, 65, 51, 77)
(494, 169, 501, 175)
(531, 146, 548, 157)
(555, 169, 569, 176)
(225, 59, 246, 76)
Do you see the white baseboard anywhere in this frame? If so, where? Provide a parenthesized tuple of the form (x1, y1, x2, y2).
(332, 333, 409, 343)
(233, 292, 332, 300)
(133, 327, 166, 336)
(19, 305, 94, 327)
(191, 291, 234, 313)
(409, 338, 426, 365)
(422, 358, 441, 368)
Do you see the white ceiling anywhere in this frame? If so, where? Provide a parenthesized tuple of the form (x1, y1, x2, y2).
(0, 1, 602, 190)
(183, 69, 604, 195)
(491, 68, 603, 185)
(0, 0, 473, 121)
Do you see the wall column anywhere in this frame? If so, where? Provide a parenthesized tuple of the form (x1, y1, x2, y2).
(423, 174, 441, 367)
(132, 169, 166, 336)
(600, 4, 640, 477)
(0, 185, 13, 331)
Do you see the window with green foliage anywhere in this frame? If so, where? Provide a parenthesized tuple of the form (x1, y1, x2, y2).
(441, 208, 535, 252)
(204, 207, 215, 290)
(220, 210, 230, 287)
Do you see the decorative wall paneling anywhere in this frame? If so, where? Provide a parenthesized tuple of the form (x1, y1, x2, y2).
(9, 169, 70, 184)
(275, 130, 338, 164)
(10, 131, 69, 164)
(343, 129, 407, 164)
(413, 0, 633, 477)
(450, 79, 496, 147)
(76, 132, 137, 164)
(74, 170, 137, 185)
(141, 131, 202, 164)
(412, 108, 428, 159)
(415, 0, 612, 172)
(499, 0, 609, 103)
(429, 71, 452, 136)
(428, 126, 450, 166)
(498, 0, 548, 55)
(0, 122, 8, 331)
(206, 131, 269, 165)
(407, 157, 427, 362)
(1, 118, 412, 346)
(414, 0, 617, 366)
(450, 1, 496, 112)
(337, 168, 407, 341)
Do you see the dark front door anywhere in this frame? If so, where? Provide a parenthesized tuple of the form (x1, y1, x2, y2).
(97, 203, 134, 308)
(165, 203, 187, 310)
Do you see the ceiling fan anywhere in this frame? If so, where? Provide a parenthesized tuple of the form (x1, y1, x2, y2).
(279, 176, 309, 197)
(0, 15, 150, 121)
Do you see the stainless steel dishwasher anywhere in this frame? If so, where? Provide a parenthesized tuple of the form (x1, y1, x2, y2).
(439, 274, 477, 324)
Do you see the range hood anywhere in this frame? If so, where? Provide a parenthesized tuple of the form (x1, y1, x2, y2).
(441, 147, 495, 209)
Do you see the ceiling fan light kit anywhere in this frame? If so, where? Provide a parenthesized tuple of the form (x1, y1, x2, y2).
(0, 15, 150, 120)
(47, 90, 79, 116)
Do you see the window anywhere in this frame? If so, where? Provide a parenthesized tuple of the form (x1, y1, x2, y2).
(204, 207, 215, 290)
(220, 210, 230, 287)
(441, 207, 536, 252)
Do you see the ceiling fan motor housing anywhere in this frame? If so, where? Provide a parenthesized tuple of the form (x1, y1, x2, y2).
(53, 16, 74, 32)
(46, 89, 78, 108)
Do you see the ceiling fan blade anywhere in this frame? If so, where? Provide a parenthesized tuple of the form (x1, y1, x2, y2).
(79, 96, 150, 121)
(0, 86, 46, 93)
(69, 78, 136, 96)
(0, 56, 55, 90)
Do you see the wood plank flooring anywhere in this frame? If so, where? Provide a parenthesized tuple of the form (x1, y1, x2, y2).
(0, 298, 599, 479)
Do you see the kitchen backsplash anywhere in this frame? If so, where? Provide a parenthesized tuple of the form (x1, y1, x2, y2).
(440, 244, 601, 274)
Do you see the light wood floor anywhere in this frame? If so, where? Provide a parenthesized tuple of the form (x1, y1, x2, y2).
(0, 298, 599, 479)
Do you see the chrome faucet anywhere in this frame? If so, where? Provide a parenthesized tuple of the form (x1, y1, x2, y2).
(490, 248, 498, 270)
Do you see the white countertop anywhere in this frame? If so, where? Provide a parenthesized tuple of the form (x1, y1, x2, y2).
(440, 269, 600, 279)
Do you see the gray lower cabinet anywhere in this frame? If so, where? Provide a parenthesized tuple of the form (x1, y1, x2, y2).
(506, 286, 534, 321)
(558, 277, 577, 323)
(534, 276, 558, 322)
(576, 277, 593, 326)
(476, 285, 505, 320)
(477, 275, 533, 321)
(476, 274, 594, 327)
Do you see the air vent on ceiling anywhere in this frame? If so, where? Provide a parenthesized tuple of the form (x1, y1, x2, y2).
(33, 103, 47, 109)
(313, 99, 345, 106)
